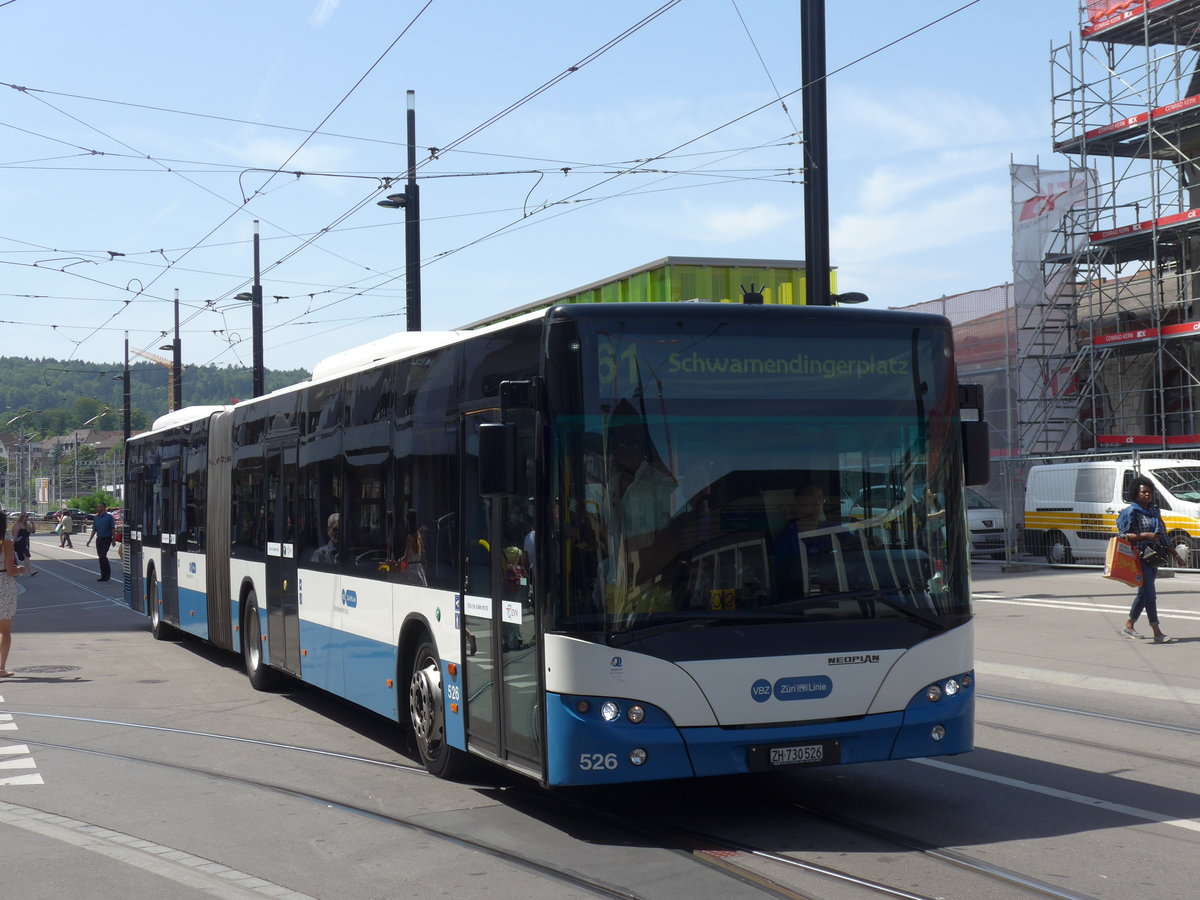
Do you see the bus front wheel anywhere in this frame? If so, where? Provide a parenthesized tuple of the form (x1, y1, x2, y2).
(408, 637, 466, 779)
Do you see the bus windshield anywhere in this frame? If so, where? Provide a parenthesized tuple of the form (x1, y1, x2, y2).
(549, 313, 970, 639)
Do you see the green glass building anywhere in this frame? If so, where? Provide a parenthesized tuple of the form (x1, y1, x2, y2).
(463, 256, 824, 328)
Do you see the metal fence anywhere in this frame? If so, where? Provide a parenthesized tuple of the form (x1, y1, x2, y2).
(976, 449, 1200, 570)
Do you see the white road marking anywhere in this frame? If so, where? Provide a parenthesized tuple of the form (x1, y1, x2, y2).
(974, 595, 1200, 620)
(0, 707, 43, 784)
(0, 801, 315, 898)
(0, 774, 43, 785)
(914, 758, 1200, 834)
(975, 661, 1200, 705)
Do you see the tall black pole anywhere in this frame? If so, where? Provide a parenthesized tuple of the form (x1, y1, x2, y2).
(172, 288, 183, 409)
(802, 0, 832, 306)
(251, 220, 265, 397)
(405, 90, 422, 331)
(123, 332, 132, 442)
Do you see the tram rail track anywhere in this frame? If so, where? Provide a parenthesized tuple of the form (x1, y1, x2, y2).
(9, 695, 1172, 900)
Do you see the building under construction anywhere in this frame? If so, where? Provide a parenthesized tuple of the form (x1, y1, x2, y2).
(1027, 0, 1200, 455)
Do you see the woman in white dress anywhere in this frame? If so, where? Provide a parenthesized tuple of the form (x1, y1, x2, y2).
(0, 510, 27, 677)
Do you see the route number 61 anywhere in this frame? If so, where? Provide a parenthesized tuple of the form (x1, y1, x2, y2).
(579, 752, 619, 771)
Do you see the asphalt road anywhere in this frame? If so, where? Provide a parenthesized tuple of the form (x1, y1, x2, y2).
(2, 537, 1198, 899)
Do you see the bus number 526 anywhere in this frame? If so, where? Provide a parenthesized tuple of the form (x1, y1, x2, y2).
(579, 752, 619, 771)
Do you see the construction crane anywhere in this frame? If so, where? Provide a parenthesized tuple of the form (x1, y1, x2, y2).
(130, 348, 184, 412)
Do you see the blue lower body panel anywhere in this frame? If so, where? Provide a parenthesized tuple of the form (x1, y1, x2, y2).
(545, 683, 974, 786)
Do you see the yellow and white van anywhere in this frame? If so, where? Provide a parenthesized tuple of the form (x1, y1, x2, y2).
(1024, 458, 1200, 565)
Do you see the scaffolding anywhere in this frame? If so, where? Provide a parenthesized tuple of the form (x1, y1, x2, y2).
(1035, 0, 1200, 452)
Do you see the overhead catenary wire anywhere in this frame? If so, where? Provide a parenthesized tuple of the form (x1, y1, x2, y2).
(3, 0, 990, 379)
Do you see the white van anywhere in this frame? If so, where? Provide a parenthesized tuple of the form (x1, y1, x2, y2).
(1024, 458, 1200, 565)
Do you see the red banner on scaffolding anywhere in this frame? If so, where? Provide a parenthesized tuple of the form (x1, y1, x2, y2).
(1083, 1, 1183, 39)
(1092, 319, 1200, 346)
(1090, 207, 1200, 242)
(1097, 432, 1200, 445)
(1078, 94, 1200, 142)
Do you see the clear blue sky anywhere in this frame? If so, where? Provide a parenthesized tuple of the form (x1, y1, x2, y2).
(1, 0, 1080, 373)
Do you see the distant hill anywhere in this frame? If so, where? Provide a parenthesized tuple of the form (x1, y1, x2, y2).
(0, 357, 310, 431)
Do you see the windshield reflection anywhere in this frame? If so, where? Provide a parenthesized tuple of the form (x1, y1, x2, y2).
(557, 413, 968, 637)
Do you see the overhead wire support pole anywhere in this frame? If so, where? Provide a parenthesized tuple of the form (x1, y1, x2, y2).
(123, 332, 131, 443)
(172, 288, 183, 409)
(802, 0, 832, 306)
(406, 89, 422, 332)
(252, 220, 265, 398)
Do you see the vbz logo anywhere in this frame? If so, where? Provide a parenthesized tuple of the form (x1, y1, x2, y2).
(341, 589, 358, 608)
(751, 678, 773, 703)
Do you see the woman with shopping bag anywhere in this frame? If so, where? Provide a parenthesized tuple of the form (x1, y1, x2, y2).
(1116, 475, 1182, 643)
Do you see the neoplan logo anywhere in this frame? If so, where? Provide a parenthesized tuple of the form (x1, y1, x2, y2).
(827, 654, 880, 666)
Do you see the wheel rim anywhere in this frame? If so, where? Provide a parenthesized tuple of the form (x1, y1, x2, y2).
(409, 651, 443, 757)
(149, 577, 159, 626)
(1048, 534, 1068, 563)
(246, 605, 262, 671)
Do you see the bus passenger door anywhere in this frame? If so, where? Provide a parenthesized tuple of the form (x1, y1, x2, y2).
(462, 410, 541, 774)
(265, 440, 301, 676)
(159, 457, 182, 626)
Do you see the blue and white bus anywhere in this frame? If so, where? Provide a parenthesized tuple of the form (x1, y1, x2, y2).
(123, 301, 988, 786)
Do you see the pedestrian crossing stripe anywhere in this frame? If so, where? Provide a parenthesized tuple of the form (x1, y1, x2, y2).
(0, 744, 32, 755)
(0, 774, 44, 785)
(0, 757, 36, 769)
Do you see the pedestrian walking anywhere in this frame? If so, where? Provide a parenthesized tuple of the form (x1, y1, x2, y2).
(0, 510, 28, 677)
(1117, 475, 1181, 644)
(86, 503, 116, 582)
(13, 512, 37, 576)
(57, 510, 75, 549)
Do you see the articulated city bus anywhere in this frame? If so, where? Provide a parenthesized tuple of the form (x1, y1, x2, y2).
(124, 301, 988, 786)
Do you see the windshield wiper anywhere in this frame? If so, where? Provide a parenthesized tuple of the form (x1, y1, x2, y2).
(764, 590, 947, 631)
(847, 590, 947, 632)
(608, 614, 719, 646)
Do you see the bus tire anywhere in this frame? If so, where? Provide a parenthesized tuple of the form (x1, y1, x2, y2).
(1045, 531, 1072, 565)
(147, 570, 173, 641)
(242, 590, 284, 691)
(408, 636, 466, 779)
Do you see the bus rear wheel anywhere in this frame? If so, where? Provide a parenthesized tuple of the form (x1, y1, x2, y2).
(242, 590, 283, 691)
(148, 571, 173, 641)
(408, 637, 466, 779)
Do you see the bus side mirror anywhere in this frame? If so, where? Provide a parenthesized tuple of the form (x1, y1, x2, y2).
(479, 422, 517, 496)
(961, 420, 989, 486)
(957, 383, 989, 486)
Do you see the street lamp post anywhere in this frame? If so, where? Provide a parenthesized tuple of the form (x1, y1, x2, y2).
(377, 90, 422, 331)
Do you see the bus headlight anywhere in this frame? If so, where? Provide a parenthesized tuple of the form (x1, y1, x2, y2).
(930, 725, 946, 742)
(627, 704, 645, 724)
(629, 748, 647, 766)
(944, 678, 961, 696)
(926, 684, 943, 702)
(600, 700, 620, 722)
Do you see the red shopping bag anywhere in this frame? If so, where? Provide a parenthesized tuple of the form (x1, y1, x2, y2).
(1103, 536, 1142, 588)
